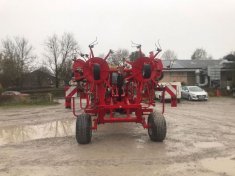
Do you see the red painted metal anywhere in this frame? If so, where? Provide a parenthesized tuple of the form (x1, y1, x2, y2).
(73, 59, 85, 81)
(65, 97, 71, 108)
(65, 43, 177, 130)
(165, 84, 177, 107)
(64, 86, 71, 108)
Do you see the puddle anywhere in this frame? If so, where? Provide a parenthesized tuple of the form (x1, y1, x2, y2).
(0, 120, 75, 146)
(193, 142, 224, 149)
(201, 157, 235, 175)
(135, 138, 145, 149)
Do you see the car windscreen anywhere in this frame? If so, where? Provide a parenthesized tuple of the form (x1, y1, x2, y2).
(188, 86, 203, 92)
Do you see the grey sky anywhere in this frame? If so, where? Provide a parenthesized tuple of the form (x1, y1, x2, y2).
(0, 0, 235, 60)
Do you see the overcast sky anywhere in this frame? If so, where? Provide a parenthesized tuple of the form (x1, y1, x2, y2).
(0, 0, 235, 60)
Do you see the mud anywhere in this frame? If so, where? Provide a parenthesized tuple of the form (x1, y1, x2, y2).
(0, 97, 235, 176)
(0, 120, 74, 146)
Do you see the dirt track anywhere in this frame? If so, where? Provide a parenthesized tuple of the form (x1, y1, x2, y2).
(0, 97, 235, 176)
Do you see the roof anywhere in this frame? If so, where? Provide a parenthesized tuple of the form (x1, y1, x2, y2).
(30, 67, 54, 77)
(162, 60, 221, 70)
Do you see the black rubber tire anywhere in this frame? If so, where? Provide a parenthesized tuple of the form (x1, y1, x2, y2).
(76, 114, 92, 144)
(148, 111, 166, 142)
(142, 64, 151, 79)
(93, 63, 100, 80)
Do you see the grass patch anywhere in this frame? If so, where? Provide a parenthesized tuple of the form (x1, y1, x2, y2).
(0, 101, 59, 108)
(21, 88, 64, 98)
(0, 93, 60, 108)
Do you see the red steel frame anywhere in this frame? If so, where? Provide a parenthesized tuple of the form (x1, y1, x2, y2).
(68, 44, 176, 130)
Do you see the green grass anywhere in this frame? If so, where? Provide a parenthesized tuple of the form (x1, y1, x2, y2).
(0, 92, 60, 108)
(0, 101, 60, 108)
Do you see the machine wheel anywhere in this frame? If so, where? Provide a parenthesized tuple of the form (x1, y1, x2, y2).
(93, 63, 100, 80)
(148, 111, 166, 142)
(76, 114, 92, 144)
(142, 64, 151, 79)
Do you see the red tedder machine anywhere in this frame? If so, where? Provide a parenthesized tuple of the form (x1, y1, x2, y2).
(65, 40, 177, 144)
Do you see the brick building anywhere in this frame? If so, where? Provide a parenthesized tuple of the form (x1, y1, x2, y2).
(160, 60, 234, 88)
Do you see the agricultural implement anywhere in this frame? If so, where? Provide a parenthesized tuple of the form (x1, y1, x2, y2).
(65, 41, 177, 144)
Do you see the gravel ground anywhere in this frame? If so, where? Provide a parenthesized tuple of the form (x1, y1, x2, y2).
(0, 97, 235, 176)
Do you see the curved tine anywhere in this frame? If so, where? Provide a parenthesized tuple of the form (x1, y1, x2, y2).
(110, 49, 117, 55)
(94, 41, 98, 46)
(155, 39, 162, 49)
(110, 49, 114, 54)
(157, 39, 162, 49)
(107, 49, 117, 54)
(79, 52, 85, 58)
(155, 39, 162, 50)
(131, 41, 136, 45)
(104, 49, 114, 60)
(131, 41, 141, 48)
(131, 41, 137, 47)
(91, 37, 98, 45)
(131, 41, 135, 47)
(89, 37, 98, 47)
(78, 52, 87, 61)
(72, 55, 77, 61)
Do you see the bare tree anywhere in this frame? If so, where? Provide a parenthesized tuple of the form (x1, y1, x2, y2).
(0, 53, 3, 91)
(44, 33, 79, 88)
(108, 49, 129, 66)
(161, 50, 178, 60)
(191, 48, 212, 60)
(0, 53, 3, 73)
(60, 59, 73, 85)
(0, 37, 35, 88)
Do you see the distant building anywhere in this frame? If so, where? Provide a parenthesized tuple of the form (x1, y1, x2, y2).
(161, 59, 235, 88)
(23, 68, 55, 88)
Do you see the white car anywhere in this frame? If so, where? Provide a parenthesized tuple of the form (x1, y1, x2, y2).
(1, 91, 29, 96)
(181, 86, 208, 101)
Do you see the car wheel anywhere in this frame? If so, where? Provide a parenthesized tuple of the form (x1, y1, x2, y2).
(188, 95, 192, 101)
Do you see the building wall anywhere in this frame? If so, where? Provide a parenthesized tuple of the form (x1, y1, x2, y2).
(187, 72, 196, 85)
(23, 71, 55, 88)
(161, 71, 188, 83)
(161, 71, 196, 85)
(161, 69, 235, 88)
(220, 70, 235, 88)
